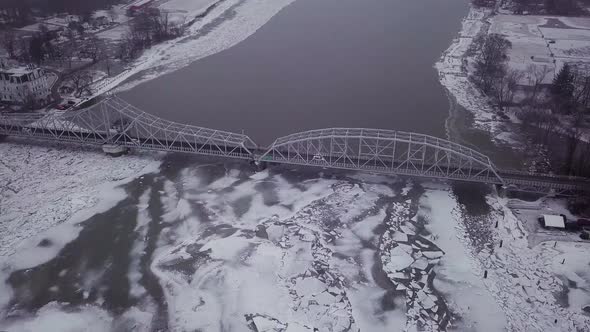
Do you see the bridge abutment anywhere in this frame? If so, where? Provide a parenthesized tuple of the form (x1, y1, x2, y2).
(252, 160, 268, 172)
(102, 144, 128, 157)
(495, 184, 506, 198)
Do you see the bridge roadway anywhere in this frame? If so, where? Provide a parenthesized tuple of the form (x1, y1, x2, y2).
(0, 96, 588, 195)
(2, 124, 587, 195)
(258, 152, 588, 194)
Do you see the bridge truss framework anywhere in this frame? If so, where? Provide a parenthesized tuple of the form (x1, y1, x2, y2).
(259, 128, 505, 185)
(1, 96, 588, 195)
(0, 96, 257, 160)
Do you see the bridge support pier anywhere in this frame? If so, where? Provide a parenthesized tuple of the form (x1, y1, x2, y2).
(253, 160, 268, 172)
(495, 184, 506, 198)
(102, 144, 128, 157)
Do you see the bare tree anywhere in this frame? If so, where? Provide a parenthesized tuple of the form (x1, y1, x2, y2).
(0, 30, 17, 59)
(525, 64, 551, 102)
(472, 34, 512, 93)
(496, 69, 524, 106)
(539, 111, 560, 144)
(86, 35, 104, 63)
(108, 7, 119, 23)
(153, 12, 170, 41)
(508, 70, 525, 104)
(60, 28, 80, 69)
(18, 38, 30, 63)
(571, 68, 590, 111)
(574, 141, 590, 177)
(102, 52, 112, 76)
(19, 88, 39, 111)
(70, 71, 93, 97)
(564, 111, 585, 175)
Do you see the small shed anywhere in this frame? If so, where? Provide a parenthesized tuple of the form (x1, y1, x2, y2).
(540, 214, 566, 229)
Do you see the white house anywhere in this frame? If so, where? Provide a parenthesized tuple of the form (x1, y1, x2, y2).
(0, 62, 51, 105)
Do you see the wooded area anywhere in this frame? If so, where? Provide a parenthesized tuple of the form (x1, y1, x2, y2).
(473, 0, 590, 15)
(470, 33, 590, 177)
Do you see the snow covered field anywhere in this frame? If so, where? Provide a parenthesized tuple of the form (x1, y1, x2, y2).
(1, 141, 589, 331)
(490, 14, 590, 72)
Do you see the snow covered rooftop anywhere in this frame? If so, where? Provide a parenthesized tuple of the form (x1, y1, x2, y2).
(542, 215, 565, 228)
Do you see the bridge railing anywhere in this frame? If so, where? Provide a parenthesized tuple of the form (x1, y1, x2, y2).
(499, 169, 590, 181)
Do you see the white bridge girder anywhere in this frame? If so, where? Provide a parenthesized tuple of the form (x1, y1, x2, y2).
(1, 97, 589, 194)
(259, 128, 505, 185)
(0, 96, 258, 160)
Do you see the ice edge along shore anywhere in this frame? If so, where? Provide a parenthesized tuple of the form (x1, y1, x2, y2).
(436, 7, 510, 144)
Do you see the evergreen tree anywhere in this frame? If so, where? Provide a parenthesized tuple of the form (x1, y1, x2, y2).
(551, 63, 575, 113)
(28, 34, 45, 65)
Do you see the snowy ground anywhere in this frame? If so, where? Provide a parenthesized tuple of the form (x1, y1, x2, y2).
(472, 196, 590, 330)
(1, 141, 589, 331)
(159, 0, 220, 24)
(490, 14, 590, 75)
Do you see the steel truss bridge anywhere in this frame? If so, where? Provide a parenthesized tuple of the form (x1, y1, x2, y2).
(1, 96, 588, 195)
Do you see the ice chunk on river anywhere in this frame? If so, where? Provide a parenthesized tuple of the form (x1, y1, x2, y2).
(386, 246, 414, 272)
(294, 278, 327, 296)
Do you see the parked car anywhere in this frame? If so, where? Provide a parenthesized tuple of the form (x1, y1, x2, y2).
(56, 104, 67, 110)
(312, 155, 326, 162)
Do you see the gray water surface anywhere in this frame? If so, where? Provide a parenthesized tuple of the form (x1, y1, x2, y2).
(122, 0, 469, 145)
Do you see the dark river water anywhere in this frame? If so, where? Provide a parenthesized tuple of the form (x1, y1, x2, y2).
(122, 0, 469, 146)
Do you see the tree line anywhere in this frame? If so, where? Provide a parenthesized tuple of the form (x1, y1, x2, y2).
(117, 12, 185, 60)
(470, 33, 590, 177)
(473, 0, 590, 15)
(0, 0, 121, 26)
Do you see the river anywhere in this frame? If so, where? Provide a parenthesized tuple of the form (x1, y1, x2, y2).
(122, 0, 469, 145)
(3, 0, 518, 330)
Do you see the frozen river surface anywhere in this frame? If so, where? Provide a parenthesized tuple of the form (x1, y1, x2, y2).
(1, 143, 589, 331)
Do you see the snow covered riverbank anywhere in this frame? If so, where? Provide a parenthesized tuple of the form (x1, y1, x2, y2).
(92, 0, 298, 96)
(436, 5, 590, 146)
(435, 7, 511, 143)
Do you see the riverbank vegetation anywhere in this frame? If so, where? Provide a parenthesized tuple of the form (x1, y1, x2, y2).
(466, 0, 590, 177)
(117, 12, 186, 61)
